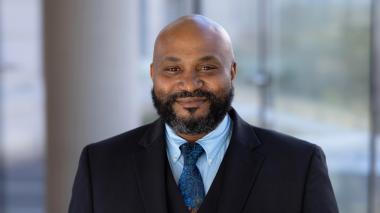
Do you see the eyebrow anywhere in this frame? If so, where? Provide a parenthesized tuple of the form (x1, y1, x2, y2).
(198, 55, 219, 62)
(159, 55, 220, 63)
(162, 56, 181, 62)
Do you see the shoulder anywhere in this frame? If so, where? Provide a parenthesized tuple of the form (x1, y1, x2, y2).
(229, 108, 321, 158)
(240, 124, 329, 180)
(83, 120, 160, 158)
(254, 126, 317, 150)
(251, 125, 322, 160)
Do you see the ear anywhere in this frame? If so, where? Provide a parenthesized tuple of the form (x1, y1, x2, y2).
(150, 63, 154, 80)
(230, 62, 237, 80)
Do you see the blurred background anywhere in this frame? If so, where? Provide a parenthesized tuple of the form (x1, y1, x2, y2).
(1, 0, 379, 212)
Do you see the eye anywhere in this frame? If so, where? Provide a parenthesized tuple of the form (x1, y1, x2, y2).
(164, 66, 181, 73)
(199, 65, 217, 72)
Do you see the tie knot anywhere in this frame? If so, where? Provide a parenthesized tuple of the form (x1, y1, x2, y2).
(180, 143, 204, 167)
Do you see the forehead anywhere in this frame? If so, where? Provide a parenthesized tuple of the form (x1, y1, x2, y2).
(154, 32, 228, 63)
(153, 23, 231, 61)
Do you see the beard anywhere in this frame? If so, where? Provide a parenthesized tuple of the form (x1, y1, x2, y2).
(151, 87, 234, 135)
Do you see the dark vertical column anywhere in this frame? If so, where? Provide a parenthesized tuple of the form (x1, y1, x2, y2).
(368, 0, 380, 213)
(256, 0, 272, 127)
(44, 0, 140, 212)
(0, 0, 5, 211)
(193, 0, 202, 14)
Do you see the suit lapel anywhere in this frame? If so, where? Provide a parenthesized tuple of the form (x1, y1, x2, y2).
(214, 109, 266, 213)
(132, 109, 265, 213)
(132, 119, 168, 213)
(217, 141, 265, 213)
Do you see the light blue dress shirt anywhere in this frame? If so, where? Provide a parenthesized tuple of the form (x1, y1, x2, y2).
(165, 115, 233, 193)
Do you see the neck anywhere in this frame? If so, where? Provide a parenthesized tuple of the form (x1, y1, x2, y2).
(176, 132, 208, 143)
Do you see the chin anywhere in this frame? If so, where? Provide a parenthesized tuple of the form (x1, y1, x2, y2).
(175, 106, 209, 119)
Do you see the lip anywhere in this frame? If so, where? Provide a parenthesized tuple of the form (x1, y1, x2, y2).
(176, 97, 207, 108)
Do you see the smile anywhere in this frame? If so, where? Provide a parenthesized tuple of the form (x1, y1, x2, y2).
(175, 97, 207, 108)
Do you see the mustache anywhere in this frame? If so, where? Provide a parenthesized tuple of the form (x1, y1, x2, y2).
(165, 89, 215, 104)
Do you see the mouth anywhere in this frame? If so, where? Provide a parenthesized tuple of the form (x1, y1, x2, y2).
(175, 97, 207, 108)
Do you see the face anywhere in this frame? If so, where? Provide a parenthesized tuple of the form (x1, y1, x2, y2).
(151, 28, 236, 135)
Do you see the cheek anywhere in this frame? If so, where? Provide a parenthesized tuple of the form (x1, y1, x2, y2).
(153, 85, 178, 103)
(153, 87, 168, 101)
(153, 76, 176, 94)
(205, 77, 232, 94)
(153, 79, 168, 94)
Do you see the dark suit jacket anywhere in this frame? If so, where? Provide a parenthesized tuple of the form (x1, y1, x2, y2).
(69, 109, 339, 213)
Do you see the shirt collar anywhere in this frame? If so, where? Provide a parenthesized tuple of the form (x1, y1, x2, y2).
(165, 114, 232, 165)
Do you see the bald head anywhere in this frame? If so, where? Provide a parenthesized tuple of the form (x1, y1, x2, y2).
(150, 15, 237, 140)
(152, 15, 235, 65)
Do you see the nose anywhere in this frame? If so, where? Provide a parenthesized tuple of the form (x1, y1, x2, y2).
(178, 72, 204, 92)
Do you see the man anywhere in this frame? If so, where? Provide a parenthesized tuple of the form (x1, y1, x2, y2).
(69, 15, 339, 213)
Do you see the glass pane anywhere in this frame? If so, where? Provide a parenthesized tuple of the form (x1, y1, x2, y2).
(271, 1, 370, 212)
(204, 0, 372, 212)
(1, 0, 45, 212)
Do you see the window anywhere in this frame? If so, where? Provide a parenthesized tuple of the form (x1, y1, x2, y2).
(203, 0, 378, 212)
(1, 0, 44, 212)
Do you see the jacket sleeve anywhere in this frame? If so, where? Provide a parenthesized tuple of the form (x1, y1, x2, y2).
(69, 145, 94, 213)
(302, 145, 339, 213)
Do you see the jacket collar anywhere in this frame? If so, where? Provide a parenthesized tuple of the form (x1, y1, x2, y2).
(200, 108, 265, 213)
(133, 108, 265, 213)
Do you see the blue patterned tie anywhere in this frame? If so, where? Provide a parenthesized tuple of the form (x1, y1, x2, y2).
(178, 142, 205, 212)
